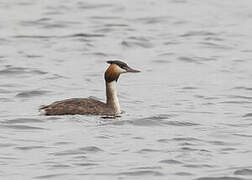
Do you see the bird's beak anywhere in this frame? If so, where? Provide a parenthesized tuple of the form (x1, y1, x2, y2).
(125, 66, 141, 73)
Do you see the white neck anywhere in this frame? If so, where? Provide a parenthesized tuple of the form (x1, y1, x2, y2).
(106, 81, 120, 115)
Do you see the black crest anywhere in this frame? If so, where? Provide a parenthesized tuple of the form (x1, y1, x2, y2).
(106, 60, 128, 69)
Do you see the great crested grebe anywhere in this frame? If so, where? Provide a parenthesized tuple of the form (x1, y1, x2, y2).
(40, 60, 140, 116)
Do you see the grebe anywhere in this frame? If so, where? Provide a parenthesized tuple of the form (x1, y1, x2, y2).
(40, 60, 140, 116)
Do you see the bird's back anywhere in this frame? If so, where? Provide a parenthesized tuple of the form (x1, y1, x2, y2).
(40, 98, 115, 115)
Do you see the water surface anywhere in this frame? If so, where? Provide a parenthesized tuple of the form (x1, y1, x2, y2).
(1, 0, 252, 179)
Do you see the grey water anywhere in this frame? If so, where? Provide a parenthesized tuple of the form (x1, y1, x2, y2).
(1, 0, 252, 179)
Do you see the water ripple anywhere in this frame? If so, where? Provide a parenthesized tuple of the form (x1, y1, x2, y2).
(16, 90, 50, 98)
(117, 170, 164, 176)
(195, 177, 245, 180)
(105, 115, 198, 127)
(0, 143, 16, 148)
(180, 31, 220, 37)
(234, 169, 252, 176)
(35, 173, 68, 179)
(52, 146, 103, 156)
(74, 163, 98, 167)
(0, 124, 45, 130)
(243, 113, 252, 117)
(159, 159, 183, 164)
(121, 40, 153, 48)
(13, 33, 104, 39)
(0, 66, 47, 76)
(178, 56, 202, 64)
(233, 86, 252, 91)
(15, 146, 45, 151)
(2, 118, 43, 124)
(77, 2, 113, 9)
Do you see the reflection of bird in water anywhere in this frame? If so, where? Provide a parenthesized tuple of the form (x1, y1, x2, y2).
(40, 60, 140, 116)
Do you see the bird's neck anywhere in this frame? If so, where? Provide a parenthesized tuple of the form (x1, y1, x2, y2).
(106, 81, 120, 115)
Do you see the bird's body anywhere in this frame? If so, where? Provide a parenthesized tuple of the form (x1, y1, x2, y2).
(40, 98, 113, 115)
(40, 61, 140, 116)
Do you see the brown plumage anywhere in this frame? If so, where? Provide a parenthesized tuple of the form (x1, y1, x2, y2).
(40, 98, 114, 115)
(104, 64, 120, 82)
(40, 60, 140, 116)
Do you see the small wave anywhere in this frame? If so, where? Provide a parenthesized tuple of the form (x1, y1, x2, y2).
(234, 168, 252, 176)
(182, 86, 198, 90)
(66, 33, 104, 38)
(175, 172, 194, 176)
(121, 36, 153, 48)
(158, 52, 175, 57)
(0, 83, 23, 88)
(0, 98, 12, 102)
(34, 173, 68, 179)
(13, 33, 104, 39)
(3, 118, 43, 124)
(103, 115, 200, 127)
(16, 90, 50, 98)
(181, 147, 200, 152)
(104, 23, 128, 27)
(0, 89, 12, 94)
(207, 140, 238, 146)
(77, 2, 112, 10)
(52, 146, 103, 156)
(117, 170, 163, 176)
(121, 40, 153, 48)
(159, 159, 183, 164)
(54, 142, 73, 145)
(16, 146, 45, 151)
(0, 143, 16, 148)
(195, 177, 245, 180)
(233, 133, 252, 138)
(104, 114, 170, 126)
(233, 86, 252, 91)
(90, 16, 121, 20)
(79, 146, 103, 153)
(152, 59, 170, 64)
(43, 23, 67, 29)
(204, 37, 224, 41)
(134, 16, 168, 24)
(52, 150, 86, 156)
(0, 124, 45, 130)
(74, 163, 98, 167)
(112, 118, 198, 127)
(221, 148, 236, 152)
(165, 121, 199, 126)
(92, 52, 108, 57)
(49, 164, 71, 169)
(243, 113, 252, 117)
(220, 101, 252, 104)
(25, 54, 42, 58)
(184, 164, 214, 168)
(178, 56, 201, 64)
(14, 35, 57, 39)
(200, 42, 233, 50)
(131, 166, 162, 170)
(137, 148, 161, 153)
(163, 41, 180, 45)
(172, 137, 202, 142)
(44, 74, 68, 80)
(0, 156, 17, 160)
(0, 66, 47, 76)
(180, 31, 220, 37)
